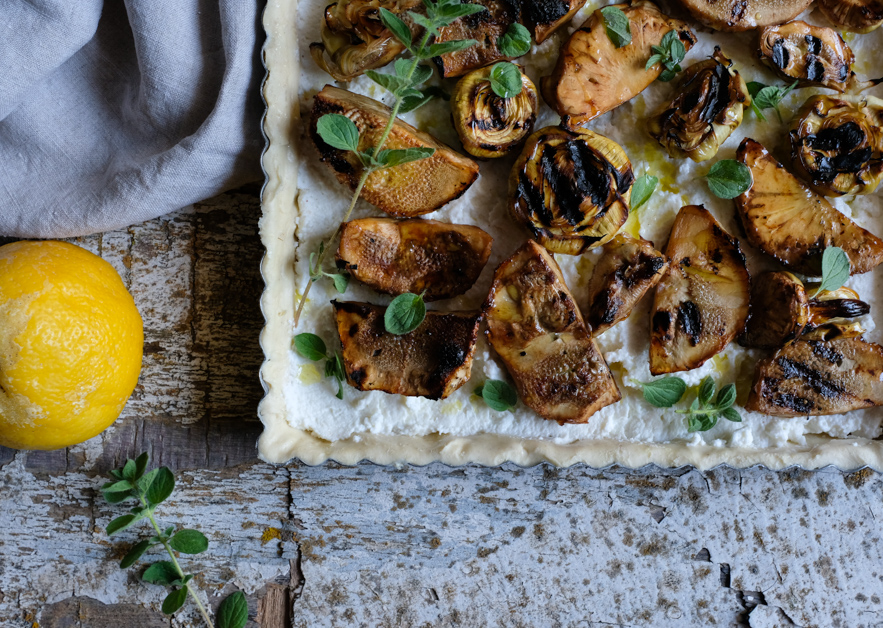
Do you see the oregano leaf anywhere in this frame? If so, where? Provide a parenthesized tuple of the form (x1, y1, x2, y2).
(715, 383, 737, 409)
(427, 39, 477, 58)
(106, 514, 136, 536)
(169, 529, 209, 555)
(365, 70, 407, 95)
(146, 467, 175, 506)
(630, 174, 658, 212)
(122, 459, 137, 480)
(217, 591, 249, 628)
(375, 147, 435, 168)
(316, 114, 360, 152)
(103, 479, 134, 494)
(142, 561, 179, 586)
(638, 377, 686, 408)
(600, 6, 631, 48)
(134, 452, 149, 479)
(497, 22, 531, 57)
(120, 539, 152, 569)
(161, 588, 188, 615)
(293, 333, 328, 361)
(698, 376, 715, 406)
(329, 273, 349, 294)
(721, 407, 742, 423)
(384, 292, 426, 334)
(488, 62, 522, 99)
(816, 246, 850, 294)
(476, 379, 518, 412)
(705, 160, 752, 199)
(379, 8, 412, 49)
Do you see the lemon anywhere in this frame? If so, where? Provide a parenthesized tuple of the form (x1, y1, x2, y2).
(0, 241, 143, 450)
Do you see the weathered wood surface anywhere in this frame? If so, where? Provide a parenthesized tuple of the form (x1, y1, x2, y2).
(2, 187, 883, 627)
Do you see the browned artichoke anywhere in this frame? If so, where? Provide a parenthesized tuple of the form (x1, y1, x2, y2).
(819, 0, 883, 34)
(677, 0, 812, 31)
(451, 64, 538, 159)
(310, 0, 422, 81)
(509, 127, 633, 255)
(649, 48, 751, 162)
(758, 21, 882, 92)
(739, 271, 869, 349)
(790, 95, 883, 197)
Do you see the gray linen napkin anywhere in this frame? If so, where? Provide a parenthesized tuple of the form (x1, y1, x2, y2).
(0, 0, 264, 238)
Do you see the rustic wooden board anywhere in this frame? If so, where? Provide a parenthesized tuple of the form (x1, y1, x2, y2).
(2, 188, 883, 627)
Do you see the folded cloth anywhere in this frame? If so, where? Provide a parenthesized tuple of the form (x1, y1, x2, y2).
(0, 0, 265, 238)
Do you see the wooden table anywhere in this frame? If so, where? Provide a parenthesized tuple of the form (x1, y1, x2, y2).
(2, 185, 882, 628)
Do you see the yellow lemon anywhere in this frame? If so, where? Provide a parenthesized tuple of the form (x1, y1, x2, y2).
(0, 241, 143, 450)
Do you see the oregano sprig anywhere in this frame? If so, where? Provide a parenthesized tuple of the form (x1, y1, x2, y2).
(294, 333, 346, 398)
(747, 80, 798, 122)
(294, 0, 482, 326)
(646, 30, 686, 82)
(102, 453, 248, 628)
(633, 376, 742, 433)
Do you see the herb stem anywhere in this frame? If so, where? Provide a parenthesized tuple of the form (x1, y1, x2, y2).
(293, 28, 433, 327)
(140, 494, 215, 628)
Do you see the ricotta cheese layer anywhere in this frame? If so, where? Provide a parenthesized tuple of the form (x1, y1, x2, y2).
(258, 0, 883, 468)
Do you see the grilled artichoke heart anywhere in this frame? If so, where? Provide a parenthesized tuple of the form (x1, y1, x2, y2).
(739, 272, 869, 349)
(584, 234, 668, 336)
(819, 0, 883, 34)
(677, 0, 811, 31)
(790, 95, 883, 197)
(332, 301, 481, 399)
(509, 127, 633, 255)
(311, 86, 479, 217)
(336, 218, 493, 300)
(541, 1, 696, 131)
(310, 0, 421, 81)
(649, 48, 751, 162)
(484, 240, 621, 423)
(758, 21, 882, 92)
(432, 0, 521, 78)
(746, 337, 883, 417)
(522, 0, 586, 44)
(451, 64, 538, 159)
(650, 205, 750, 375)
(735, 138, 883, 276)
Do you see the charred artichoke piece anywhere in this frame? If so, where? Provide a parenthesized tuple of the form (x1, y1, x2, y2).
(758, 21, 882, 93)
(451, 64, 539, 159)
(484, 240, 621, 423)
(541, 1, 696, 131)
(584, 234, 668, 336)
(336, 218, 493, 300)
(311, 86, 479, 217)
(509, 127, 634, 255)
(332, 301, 481, 399)
(649, 205, 750, 375)
(735, 138, 883, 276)
(676, 0, 811, 31)
(432, 0, 522, 78)
(790, 95, 883, 197)
(522, 0, 586, 44)
(310, 0, 421, 81)
(649, 48, 751, 162)
(819, 0, 883, 34)
(739, 272, 869, 348)
(746, 337, 883, 417)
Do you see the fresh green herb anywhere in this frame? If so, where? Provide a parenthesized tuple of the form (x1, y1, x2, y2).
(645, 30, 686, 82)
(497, 22, 532, 57)
(294, 333, 347, 398)
(676, 376, 742, 432)
(475, 379, 518, 412)
(704, 159, 752, 199)
(385, 292, 427, 335)
(102, 453, 248, 628)
(747, 80, 798, 123)
(601, 6, 631, 48)
(295, 0, 482, 326)
(635, 377, 687, 408)
(630, 174, 659, 212)
(489, 62, 523, 98)
(813, 246, 851, 297)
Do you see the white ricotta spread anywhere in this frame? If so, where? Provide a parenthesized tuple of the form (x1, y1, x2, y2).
(258, 0, 883, 467)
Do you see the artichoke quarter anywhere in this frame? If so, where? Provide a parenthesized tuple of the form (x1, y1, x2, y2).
(509, 127, 634, 255)
(790, 95, 883, 197)
(451, 65, 538, 159)
(649, 48, 750, 162)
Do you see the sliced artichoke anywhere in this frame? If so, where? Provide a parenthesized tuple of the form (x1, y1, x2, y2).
(523, 0, 586, 44)
(484, 240, 621, 423)
(311, 86, 480, 217)
(735, 138, 883, 276)
(336, 218, 493, 300)
(649, 205, 750, 375)
(310, 0, 421, 81)
(758, 21, 882, 92)
(746, 337, 883, 417)
(432, 0, 522, 78)
(451, 64, 539, 159)
(819, 0, 883, 34)
(740, 272, 869, 349)
(649, 48, 751, 162)
(584, 234, 668, 336)
(790, 95, 883, 197)
(677, 0, 811, 31)
(509, 127, 633, 255)
(541, 1, 696, 131)
(332, 301, 482, 399)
